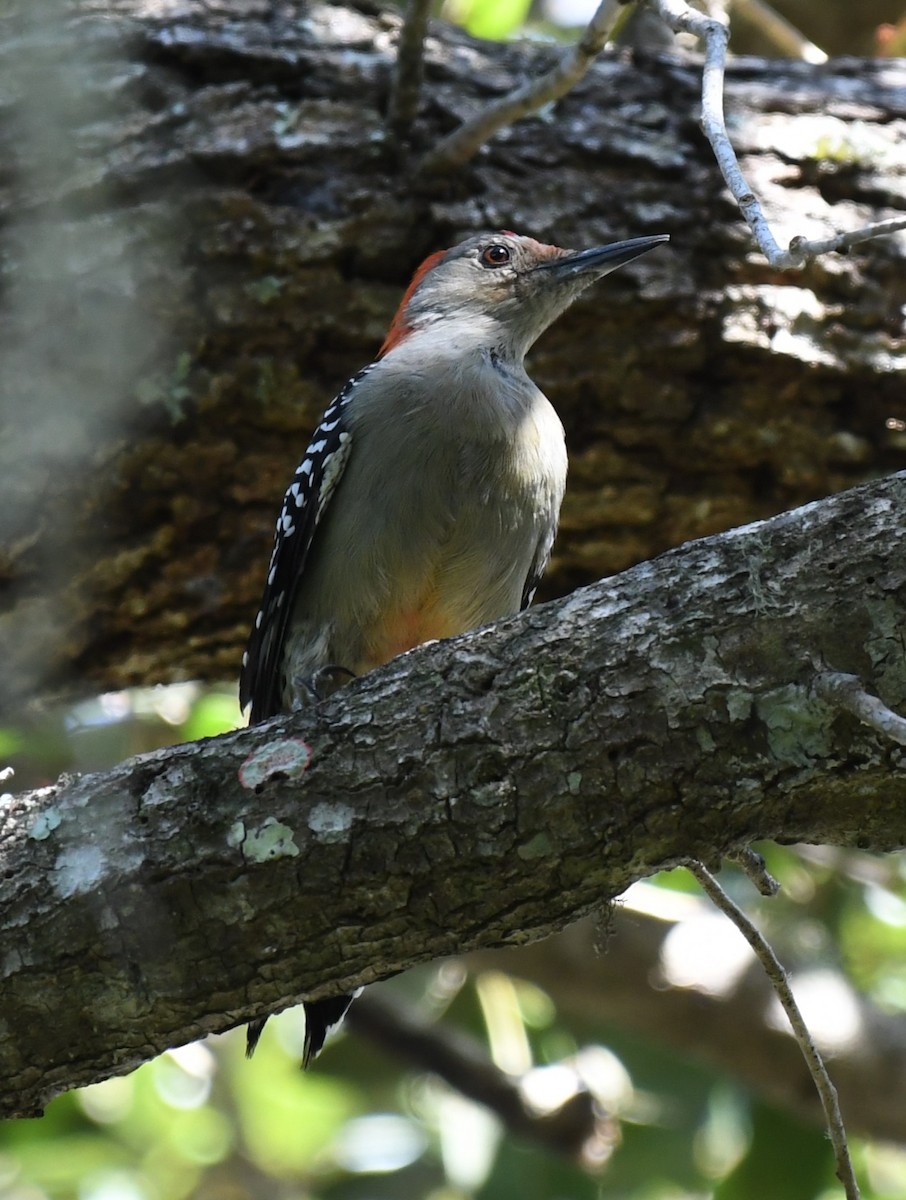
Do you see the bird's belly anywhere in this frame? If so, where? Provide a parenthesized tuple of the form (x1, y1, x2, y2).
(354, 499, 540, 672)
(357, 584, 464, 672)
(287, 398, 566, 691)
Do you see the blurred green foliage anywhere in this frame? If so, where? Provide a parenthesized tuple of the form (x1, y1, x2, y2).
(447, 0, 534, 41)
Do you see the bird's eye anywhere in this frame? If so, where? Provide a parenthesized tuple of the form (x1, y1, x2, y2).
(480, 244, 511, 268)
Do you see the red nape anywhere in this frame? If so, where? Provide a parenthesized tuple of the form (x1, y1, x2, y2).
(378, 248, 448, 357)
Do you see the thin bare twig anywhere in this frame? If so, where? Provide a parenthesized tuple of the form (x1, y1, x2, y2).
(731, 0, 827, 62)
(648, 0, 906, 267)
(687, 861, 861, 1200)
(728, 846, 779, 896)
(814, 671, 906, 747)
(419, 0, 624, 173)
(787, 217, 906, 258)
(388, 0, 433, 137)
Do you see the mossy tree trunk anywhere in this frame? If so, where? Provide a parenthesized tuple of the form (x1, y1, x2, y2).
(0, 0, 904, 713)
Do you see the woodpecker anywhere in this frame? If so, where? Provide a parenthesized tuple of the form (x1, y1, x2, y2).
(240, 229, 669, 1064)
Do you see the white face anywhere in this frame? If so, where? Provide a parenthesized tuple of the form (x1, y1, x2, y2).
(418, 233, 568, 304)
(405, 232, 587, 359)
(381, 231, 667, 362)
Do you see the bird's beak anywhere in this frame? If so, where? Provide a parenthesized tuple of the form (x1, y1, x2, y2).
(535, 234, 670, 280)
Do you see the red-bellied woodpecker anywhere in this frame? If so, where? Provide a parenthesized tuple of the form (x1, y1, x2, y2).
(240, 229, 669, 1064)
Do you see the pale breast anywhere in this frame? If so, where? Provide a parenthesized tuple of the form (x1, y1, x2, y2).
(285, 354, 568, 684)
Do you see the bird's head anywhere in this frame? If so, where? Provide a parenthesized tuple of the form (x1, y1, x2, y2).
(378, 230, 670, 362)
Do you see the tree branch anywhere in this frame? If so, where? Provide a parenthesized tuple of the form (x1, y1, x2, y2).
(730, 0, 827, 63)
(2, 471, 906, 1119)
(814, 672, 906, 746)
(387, 0, 432, 137)
(419, 0, 625, 173)
(649, 0, 906, 265)
(687, 861, 860, 1200)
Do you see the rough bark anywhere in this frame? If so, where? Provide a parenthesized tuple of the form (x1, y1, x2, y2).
(2, 471, 905, 1119)
(0, 0, 904, 714)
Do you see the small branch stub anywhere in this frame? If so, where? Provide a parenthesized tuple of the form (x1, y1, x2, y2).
(814, 672, 906, 747)
(728, 847, 780, 896)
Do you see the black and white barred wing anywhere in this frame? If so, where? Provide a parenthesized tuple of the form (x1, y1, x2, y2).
(239, 370, 368, 722)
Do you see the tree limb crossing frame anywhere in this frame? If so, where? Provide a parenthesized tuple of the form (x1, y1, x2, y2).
(2, 471, 906, 1119)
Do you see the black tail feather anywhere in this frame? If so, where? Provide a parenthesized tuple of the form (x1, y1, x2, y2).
(302, 993, 358, 1067)
(246, 992, 360, 1066)
(246, 1016, 268, 1058)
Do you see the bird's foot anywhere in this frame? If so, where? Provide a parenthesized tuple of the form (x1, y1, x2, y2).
(301, 664, 357, 702)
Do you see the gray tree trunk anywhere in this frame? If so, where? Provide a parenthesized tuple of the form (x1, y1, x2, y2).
(0, 0, 904, 713)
